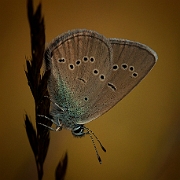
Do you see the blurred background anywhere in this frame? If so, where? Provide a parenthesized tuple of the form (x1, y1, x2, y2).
(0, 0, 180, 179)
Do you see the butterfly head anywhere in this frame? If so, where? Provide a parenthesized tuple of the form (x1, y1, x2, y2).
(71, 124, 86, 137)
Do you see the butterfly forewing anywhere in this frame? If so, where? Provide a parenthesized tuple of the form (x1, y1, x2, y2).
(45, 29, 113, 124)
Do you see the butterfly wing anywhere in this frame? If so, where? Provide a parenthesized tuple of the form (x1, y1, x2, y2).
(78, 38, 158, 124)
(45, 29, 113, 124)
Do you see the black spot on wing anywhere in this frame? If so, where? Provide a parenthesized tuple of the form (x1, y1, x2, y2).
(108, 82, 117, 91)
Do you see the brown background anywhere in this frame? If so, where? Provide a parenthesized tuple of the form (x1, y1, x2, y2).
(0, 0, 180, 179)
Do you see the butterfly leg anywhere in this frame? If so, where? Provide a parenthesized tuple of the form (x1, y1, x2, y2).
(44, 96, 64, 112)
(38, 115, 63, 131)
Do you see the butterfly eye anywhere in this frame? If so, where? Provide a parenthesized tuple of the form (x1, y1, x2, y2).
(72, 125, 85, 137)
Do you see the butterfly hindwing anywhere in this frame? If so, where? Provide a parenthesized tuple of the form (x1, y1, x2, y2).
(79, 38, 157, 124)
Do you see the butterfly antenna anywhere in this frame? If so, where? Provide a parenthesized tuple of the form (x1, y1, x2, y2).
(85, 127, 106, 152)
(87, 131, 102, 164)
(84, 127, 106, 164)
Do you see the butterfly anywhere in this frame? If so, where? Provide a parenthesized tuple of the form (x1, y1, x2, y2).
(39, 29, 158, 163)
